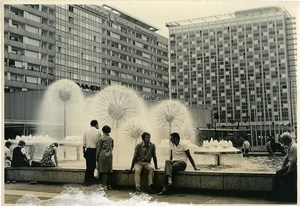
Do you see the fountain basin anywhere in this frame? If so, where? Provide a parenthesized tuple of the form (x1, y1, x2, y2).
(194, 150, 242, 166)
(5, 167, 275, 193)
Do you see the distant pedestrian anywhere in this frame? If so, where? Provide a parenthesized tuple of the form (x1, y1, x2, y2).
(271, 132, 297, 202)
(83, 120, 101, 185)
(11, 140, 30, 167)
(266, 138, 286, 156)
(96, 125, 114, 189)
(158, 132, 198, 195)
(242, 138, 252, 154)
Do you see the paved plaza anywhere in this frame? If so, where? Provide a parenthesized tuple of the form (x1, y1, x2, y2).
(4, 182, 295, 205)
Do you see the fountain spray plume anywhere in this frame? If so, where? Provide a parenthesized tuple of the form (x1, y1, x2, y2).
(91, 85, 143, 163)
(153, 100, 195, 142)
(38, 79, 86, 140)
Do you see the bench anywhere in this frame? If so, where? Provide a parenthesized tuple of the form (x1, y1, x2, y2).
(5, 167, 275, 193)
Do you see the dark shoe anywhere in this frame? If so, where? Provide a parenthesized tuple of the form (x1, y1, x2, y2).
(148, 184, 155, 194)
(107, 185, 112, 190)
(135, 186, 141, 193)
(158, 190, 167, 195)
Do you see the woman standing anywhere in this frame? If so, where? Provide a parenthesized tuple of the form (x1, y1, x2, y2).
(96, 125, 114, 189)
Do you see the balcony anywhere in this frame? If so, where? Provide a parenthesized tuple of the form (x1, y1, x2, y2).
(5, 79, 48, 90)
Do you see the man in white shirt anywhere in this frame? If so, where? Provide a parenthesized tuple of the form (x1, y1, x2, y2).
(272, 132, 297, 202)
(242, 139, 252, 154)
(158, 132, 198, 195)
(83, 120, 101, 185)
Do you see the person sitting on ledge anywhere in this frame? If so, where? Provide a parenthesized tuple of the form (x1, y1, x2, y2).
(11, 140, 30, 168)
(4, 141, 12, 168)
(266, 138, 286, 156)
(158, 132, 198, 195)
(128, 132, 158, 194)
(32, 143, 59, 167)
(271, 132, 297, 202)
(242, 138, 252, 154)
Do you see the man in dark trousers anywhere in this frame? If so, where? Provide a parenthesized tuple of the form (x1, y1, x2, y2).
(271, 132, 297, 202)
(158, 132, 198, 195)
(83, 120, 101, 185)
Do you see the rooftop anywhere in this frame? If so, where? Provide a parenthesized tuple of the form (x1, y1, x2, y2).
(101, 4, 159, 32)
(166, 6, 285, 27)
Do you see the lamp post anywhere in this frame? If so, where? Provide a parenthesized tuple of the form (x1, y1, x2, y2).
(213, 112, 219, 140)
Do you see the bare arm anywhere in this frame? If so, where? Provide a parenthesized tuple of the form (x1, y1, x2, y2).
(83, 132, 86, 155)
(267, 143, 275, 156)
(129, 156, 137, 171)
(153, 156, 158, 169)
(282, 155, 289, 168)
(129, 145, 139, 171)
(54, 148, 58, 167)
(185, 149, 198, 170)
(96, 139, 102, 162)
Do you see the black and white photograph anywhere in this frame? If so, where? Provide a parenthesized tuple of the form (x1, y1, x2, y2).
(2, 0, 299, 205)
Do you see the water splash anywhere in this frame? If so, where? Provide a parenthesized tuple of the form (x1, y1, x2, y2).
(15, 185, 194, 206)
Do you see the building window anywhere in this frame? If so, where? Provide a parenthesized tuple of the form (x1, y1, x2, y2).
(69, 5, 73, 12)
(69, 17, 74, 23)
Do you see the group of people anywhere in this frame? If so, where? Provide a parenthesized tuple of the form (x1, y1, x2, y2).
(5, 120, 297, 200)
(4, 139, 59, 183)
(82, 120, 114, 188)
(4, 140, 59, 169)
(83, 119, 198, 195)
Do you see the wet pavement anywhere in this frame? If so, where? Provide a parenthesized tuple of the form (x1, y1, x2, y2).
(3, 182, 295, 205)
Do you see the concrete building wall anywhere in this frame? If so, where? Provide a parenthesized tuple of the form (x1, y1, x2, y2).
(4, 4, 169, 101)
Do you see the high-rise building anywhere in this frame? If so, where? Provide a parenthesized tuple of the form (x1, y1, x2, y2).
(4, 4, 169, 100)
(4, 4, 56, 92)
(167, 7, 297, 144)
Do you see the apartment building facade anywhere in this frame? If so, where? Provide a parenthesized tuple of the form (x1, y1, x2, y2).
(4, 4, 56, 91)
(167, 7, 297, 144)
(4, 4, 169, 100)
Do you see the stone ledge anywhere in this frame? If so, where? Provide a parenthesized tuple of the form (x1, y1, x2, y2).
(5, 167, 275, 192)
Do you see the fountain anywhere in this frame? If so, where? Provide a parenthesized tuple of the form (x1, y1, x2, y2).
(7, 79, 281, 171)
(193, 138, 242, 166)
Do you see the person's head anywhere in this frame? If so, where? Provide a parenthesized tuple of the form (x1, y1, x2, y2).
(5, 141, 12, 148)
(90, 120, 99, 129)
(18, 140, 26, 147)
(102, 125, 111, 134)
(141, 132, 151, 144)
(170, 132, 180, 145)
(280, 132, 293, 146)
(50, 142, 58, 148)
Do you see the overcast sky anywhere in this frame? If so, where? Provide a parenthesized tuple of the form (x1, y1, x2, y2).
(95, 0, 300, 37)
